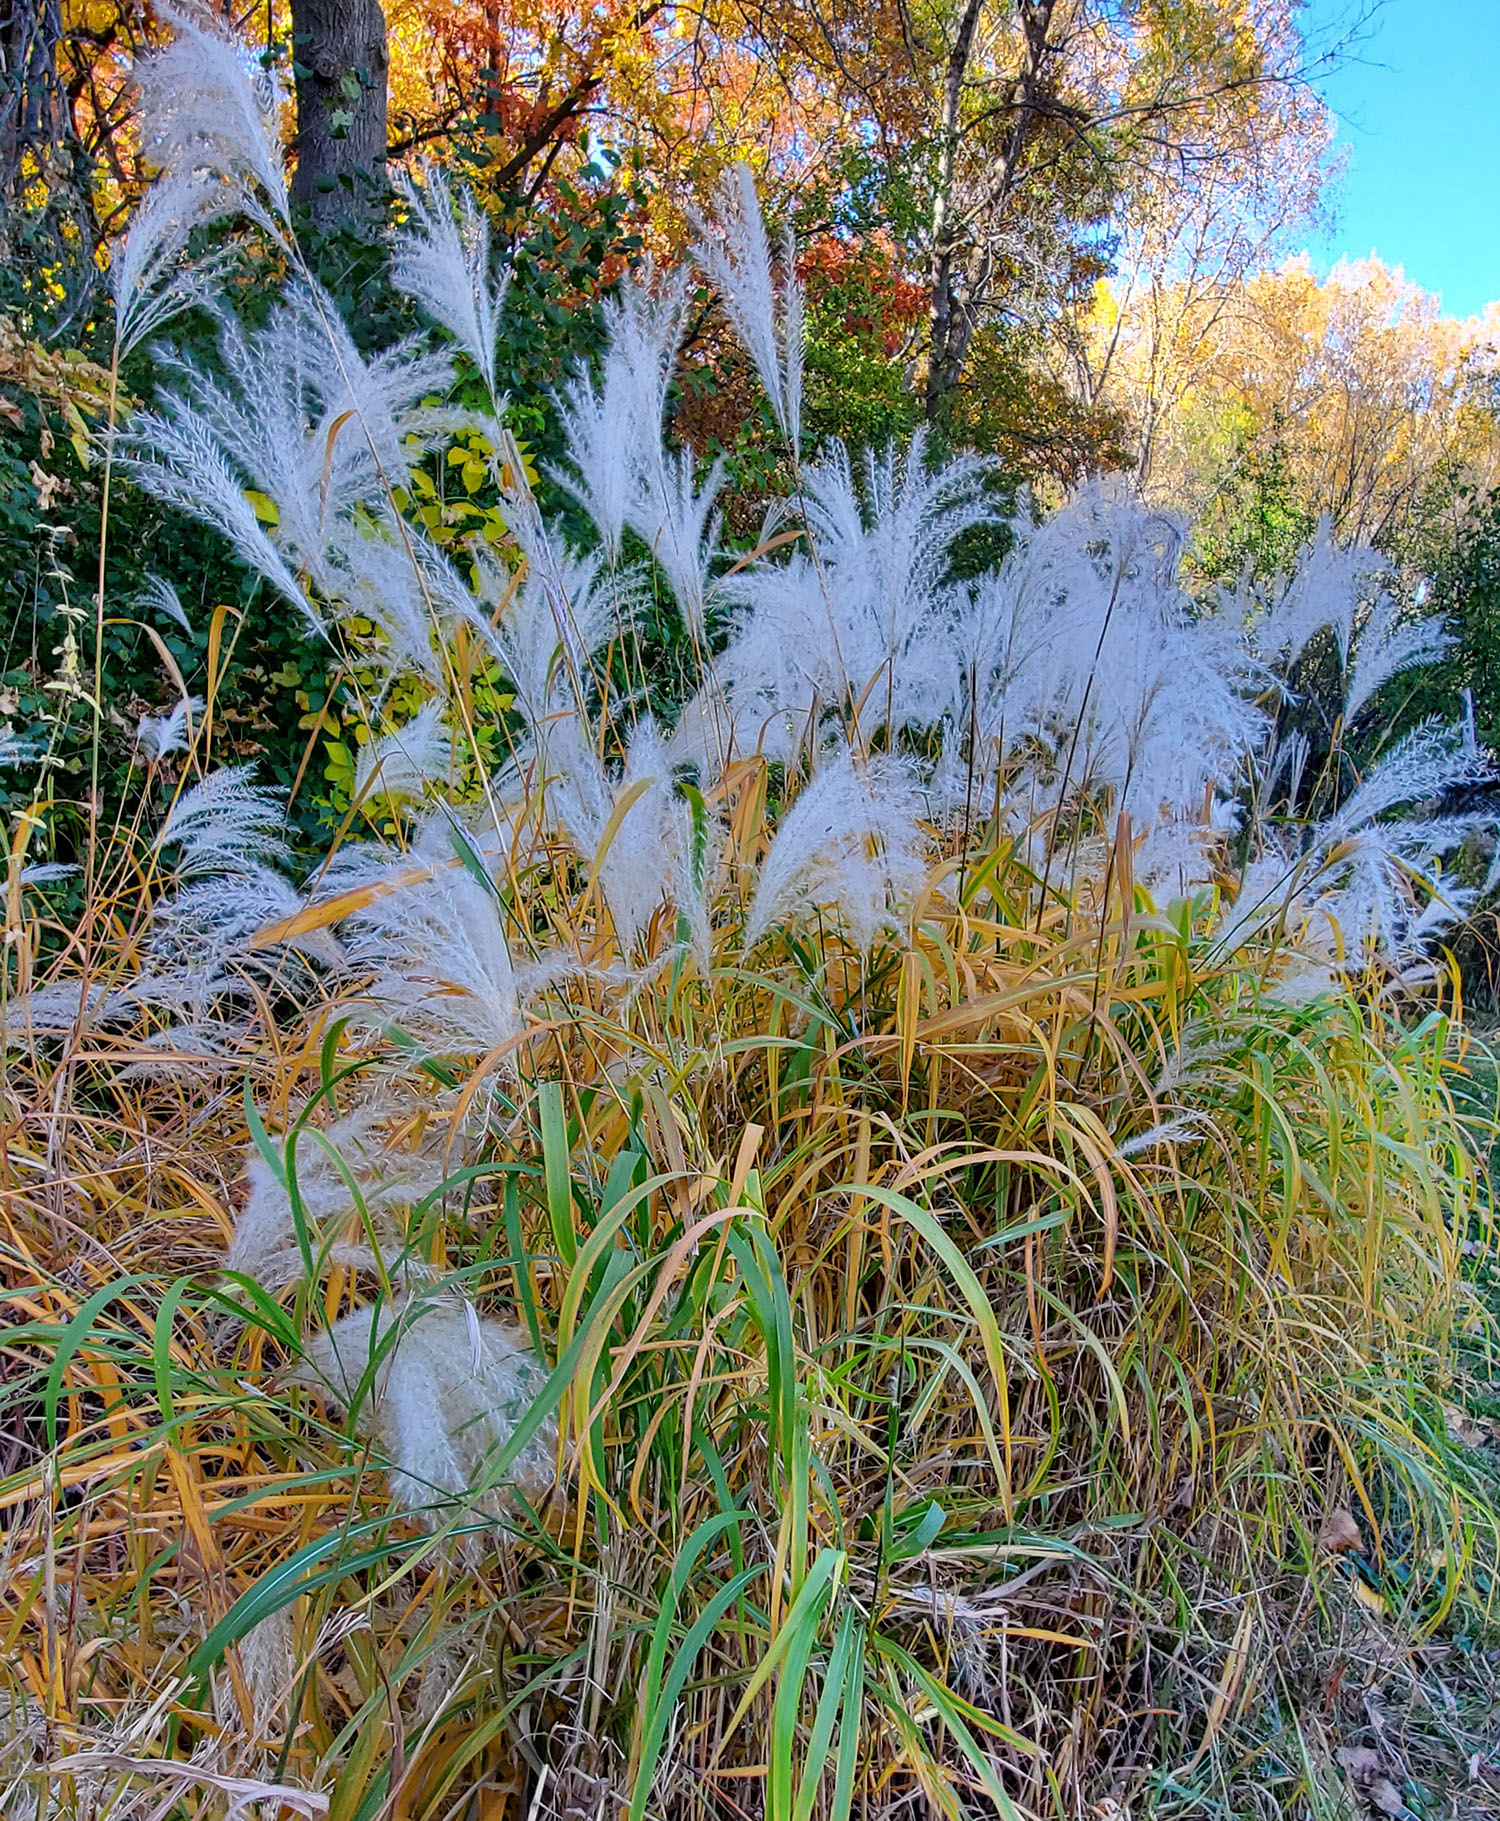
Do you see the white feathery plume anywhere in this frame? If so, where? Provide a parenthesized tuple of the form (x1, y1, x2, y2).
(1117, 1113, 1215, 1157)
(665, 684, 737, 775)
(1260, 727, 1311, 813)
(126, 281, 453, 619)
(325, 857, 525, 1057)
(233, 1610, 295, 1736)
(1343, 588, 1452, 723)
(123, 392, 312, 623)
(1303, 801, 1495, 964)
(692, 165, 803, 448)
(110, 171, 235, 357)
(629, 446, 725, 646)
(716, 551, 845, 721)
(605, 268, 688, 419)
(145, 767, 323, 1001)
(137, 574, 193, 634)
(0, 727, 42, 767)
(924, 487, 1259, 836)
(552, 363, 631, 561)
(226, 1102, 445, 1290)
(1265, 961, 1342, 1007)
(1153, 1022, 1246, 1094)
(145, 868, 312, 1003)
(795, 430, 991, 731)
(1210, 853, 1304, 958)
(331, 527, 444, 686)
(390, 163, 509, 399)
(544, 708, 613, 854)
(136, 695, 205, 760)
(156, 766, 290, 877)
(132, 5, 291, 226)
(802, 431, 990, 648)
(1325, 718, 1490, 837)
(18, 863, 78, 887)
(1404, 872, 1475, 946)
(2, 978, 147, 1042)
(553, 274, 688, 561)
(1247, 522, 1386, 670)
(744, 745, 927, 950)
(492, 433, 627, 711)
(482, 544, 626, 734)
(354, 700, 453, 803)
(1304, 832, 1408, 961)
(567, 718, 696, 955)
(116, 1017, 254, 1078)
(298, 1294, 557, 1519)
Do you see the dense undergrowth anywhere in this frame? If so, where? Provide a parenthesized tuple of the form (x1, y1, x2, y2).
(4, 13, 1500, 1820)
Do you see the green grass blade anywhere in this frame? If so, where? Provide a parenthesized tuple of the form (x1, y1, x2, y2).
(627, 1565, 765, 1821)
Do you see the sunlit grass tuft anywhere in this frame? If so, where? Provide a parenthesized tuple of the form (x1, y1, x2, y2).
(4, 800, 1499, 1818)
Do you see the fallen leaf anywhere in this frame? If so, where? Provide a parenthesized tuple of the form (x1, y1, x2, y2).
(1443, 1403, 1486, 1448)
(1367, 1777, 1403, 1817)
(1338, 1748, 1404, 1815)
(1339, 1746, 1383, 1784)
(1350, 1579, 1387, 1616)
(1319, 1509, 1363, 1553)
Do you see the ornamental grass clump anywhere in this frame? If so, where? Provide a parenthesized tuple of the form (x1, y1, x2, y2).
(2, 11, 1500, 1818)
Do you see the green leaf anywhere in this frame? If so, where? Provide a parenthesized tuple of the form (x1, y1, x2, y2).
(887, 1499, 946, 1562)
(45, 1276, 149, 1450)
(795, 1605, 863, 1821)
(628, 1565, 765, 1821)
(540, 1080, 577, 1268)
(151, 1276, 196, 1429)
(638, 1509, 750, 1763)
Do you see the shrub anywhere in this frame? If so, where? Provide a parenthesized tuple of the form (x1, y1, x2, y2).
(2, 15, 1499, 1819)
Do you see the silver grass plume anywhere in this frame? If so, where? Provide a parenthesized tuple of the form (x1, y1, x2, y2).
(110, 173, 237, 358)
(136, 694, 205, 760)
(319, 854, 525, 1058)
(553, 274, 688, 561)
(137, 574, 193, 634)
(390, 162, 509, 400)
(632, 446, 725, 647)
(353, 699, 453, 804)
(155, 766, 290, 877)
(226, 1103, 446, 1291)
(298, 1294, 557, 1524)
(691, 165, 804, 449)
(1343, 588, 1452, 724)
(124, 281, 455, 624)
(744, 745, 927, 951)
(132, 5, 291, 228)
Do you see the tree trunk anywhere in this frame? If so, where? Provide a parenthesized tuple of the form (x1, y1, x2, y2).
(0, 0, 67, 198)
(290, 0, 389, 223)
(923, 0, 1056, 430)
(924, 0, 984, 431)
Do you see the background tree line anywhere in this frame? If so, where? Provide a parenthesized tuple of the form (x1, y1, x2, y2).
(2, 0, 1499, 861)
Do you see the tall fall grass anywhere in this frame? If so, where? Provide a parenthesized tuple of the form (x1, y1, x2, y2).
(4, 817, 1497, 1818)
(3, 12, 1500, 1819)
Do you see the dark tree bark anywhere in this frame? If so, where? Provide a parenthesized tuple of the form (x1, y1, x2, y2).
(0, 0, 67, 197)
(924, 0, 1057, 430)
(290, 0, 390, 222)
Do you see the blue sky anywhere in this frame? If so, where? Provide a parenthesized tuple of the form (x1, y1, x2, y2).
(1304, 0, 1500, 318)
